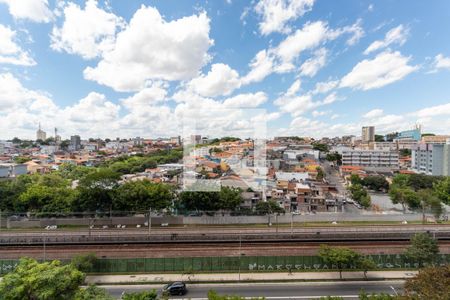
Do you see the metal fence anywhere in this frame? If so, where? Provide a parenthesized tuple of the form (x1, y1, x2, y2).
(2, 254, 450, 275)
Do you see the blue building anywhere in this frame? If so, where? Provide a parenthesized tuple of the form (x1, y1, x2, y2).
(396, 126, 422, 141)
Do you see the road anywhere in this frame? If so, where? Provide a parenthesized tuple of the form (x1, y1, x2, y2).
(104, 281, 404, 299)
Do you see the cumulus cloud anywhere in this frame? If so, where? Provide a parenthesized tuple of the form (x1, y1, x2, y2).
(299, 48, 327, 77)
(121, 82, 168, 111)
(62, 92, 120, 123)
(187, 63, 241, 97)
(51, 0, 125, 59)
(0, 0, 53, 22)
(312, 80, 339, 94)
(340, 51, 418, 90)
(363, 108, 384, 118)
(255, 0, 315, 35)
(430, 54, 450, 72)
(223, 92, 268, 108)
(413, 103, 450, 118)
(242, 20, 363, 84)
(0, 24, 36, 66)
(364, 25, 409, 55)
(84, 6, 213, 91)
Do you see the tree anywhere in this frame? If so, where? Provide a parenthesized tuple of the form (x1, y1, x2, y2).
(388, 186, 420, 213)
(350, 174, 362, 185)
(255, 200, 285, 215)
(418, 189, 444, 222)
(433, 176, 450, 205)
(121, 290, 158, 300)
(399, 149, 411, 157)
(347, 184, 371, 208)
(74, 169, 120, 212)
(405, 233, 439, 266)
(19, 184, 77, 214)
(113, 180, 173, 212)
(403, 265, 450, 299)
(0, 258, 84, 300)
(74, 285, 113, 300)
(71, 253, 97, 273)
(218, 187, 242, 211)
(325, 152, 342, 165)
(361, 176, 389, 192)
(318, 245, 361, 279)
(312, 143, 329, 152)
(374, 135, 385, 142)
(316, 167, 325, 181)
(357, 257, 376, 280)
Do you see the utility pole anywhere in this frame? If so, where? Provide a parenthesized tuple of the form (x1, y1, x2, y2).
(238, 232, 242, 281)
(291, 213, 294, 236)
(276, 213, 279, 234)
(148, 208, 152, 235)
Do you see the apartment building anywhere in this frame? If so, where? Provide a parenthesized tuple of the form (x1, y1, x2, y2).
(412, 140, 450, 176)
(342, 150, 399, 169)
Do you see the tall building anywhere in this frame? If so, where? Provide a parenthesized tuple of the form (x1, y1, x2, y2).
(36, 123, 46, 141)
(412, 139, 450, 176)
(342, 150, 399, 170)
(361, 126, 375, 143)
(69, 135, 81, 151)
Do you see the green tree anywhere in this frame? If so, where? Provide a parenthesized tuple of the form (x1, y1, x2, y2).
(218, 187, 242, 211)
(405, 233, 439, 266)
(403, 265, 450, 299)
(312, 143, 329, 152)
(418, 189, 444, 222)
(0, 258, 84, 300)
(255, 200, 285, 215)
(361, 176, 389, 191)
(71, 253, 97, 273)
(74, 169, 120, 212)
(179, 190, 220, 212)
(316, 167, 325, 181)
(19, 184, 77, 213)
(433, 176, 450, 205)
(74, 285, 113, 300)
(121, 290, 158, 300)
(357, 257, 377, 280)
(318, 245, 361, 280)
(350, 174, 362, 185)
(388, 186, 420, 213)
(347, 184, 371, 208)
(113, 180, 173, 212)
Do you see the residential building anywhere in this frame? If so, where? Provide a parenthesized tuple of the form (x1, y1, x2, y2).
(342, 150, 399, 169)
(361, 126, 375, 143)
(412, 139, 450, 176)
(422, 135, 450, 144)
(69, 135, 81, 151)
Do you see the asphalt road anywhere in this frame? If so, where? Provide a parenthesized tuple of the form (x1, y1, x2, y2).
(104, 281, 404, 299)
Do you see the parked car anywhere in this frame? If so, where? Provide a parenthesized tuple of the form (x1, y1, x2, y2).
(162, 282, 187, 296)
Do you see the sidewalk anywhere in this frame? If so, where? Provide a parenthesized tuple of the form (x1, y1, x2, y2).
(86, 270, 418, 284)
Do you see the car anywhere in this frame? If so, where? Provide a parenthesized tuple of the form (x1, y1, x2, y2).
(162, 282, 187, 296)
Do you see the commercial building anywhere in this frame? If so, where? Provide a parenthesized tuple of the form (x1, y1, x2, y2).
(69, 135, 81, 151)
(412, 140, 450, 176)
(36, 123, 46, 141)
(422, 135, 450, 144)
(396, 126, 422, 141)
(342, 150, 399, 169)
(362, 126, 375, 143)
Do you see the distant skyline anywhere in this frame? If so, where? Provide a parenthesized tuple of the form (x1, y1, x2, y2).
(1, 0, 450, 140)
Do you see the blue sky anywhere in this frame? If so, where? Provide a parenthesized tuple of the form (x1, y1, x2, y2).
(1, 0, 450, 140)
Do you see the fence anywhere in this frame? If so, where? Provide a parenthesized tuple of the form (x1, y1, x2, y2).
(2, 254, 450, 275)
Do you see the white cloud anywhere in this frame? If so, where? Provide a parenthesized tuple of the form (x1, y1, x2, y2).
(223, 92, 267, 108)
(312, 80, 339, 94)
(84, 6, 213, 92)
(63, 92, 120, 123)
(368, 4, 374, 12)
(121, 83, 168, 111)
(413, 103, 450, 118)
(0, 24, 36, 66)
(51, 0, 125, 59)
(431, 54, 450, 72)
(0, 0, 53, 22)
(0, 73, 46, 111)
(285, 79, 301, 96)
(363, 108, 384, 118)
(312, 110, 329, 117)
(255, 0, 315, 35)
(364, 25, 408, 55)
(187, 63, 241, 97)
(242, 20, 362, 84)
(340, 51, 418, 90)
(299, 48, 327, 77)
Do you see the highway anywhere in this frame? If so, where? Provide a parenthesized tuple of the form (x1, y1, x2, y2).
(103, 281, 404, 299)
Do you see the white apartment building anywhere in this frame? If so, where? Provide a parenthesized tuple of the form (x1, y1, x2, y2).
(412, 140, 450, 176)
(342, 150, 399, 169)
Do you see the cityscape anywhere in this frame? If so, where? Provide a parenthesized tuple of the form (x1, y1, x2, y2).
(1, 0, 450, 300)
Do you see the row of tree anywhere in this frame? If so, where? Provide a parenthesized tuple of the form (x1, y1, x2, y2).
(389, 174, 450, 218)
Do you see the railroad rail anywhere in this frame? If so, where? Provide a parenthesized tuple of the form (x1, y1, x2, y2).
(1, 225, 449, 246)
